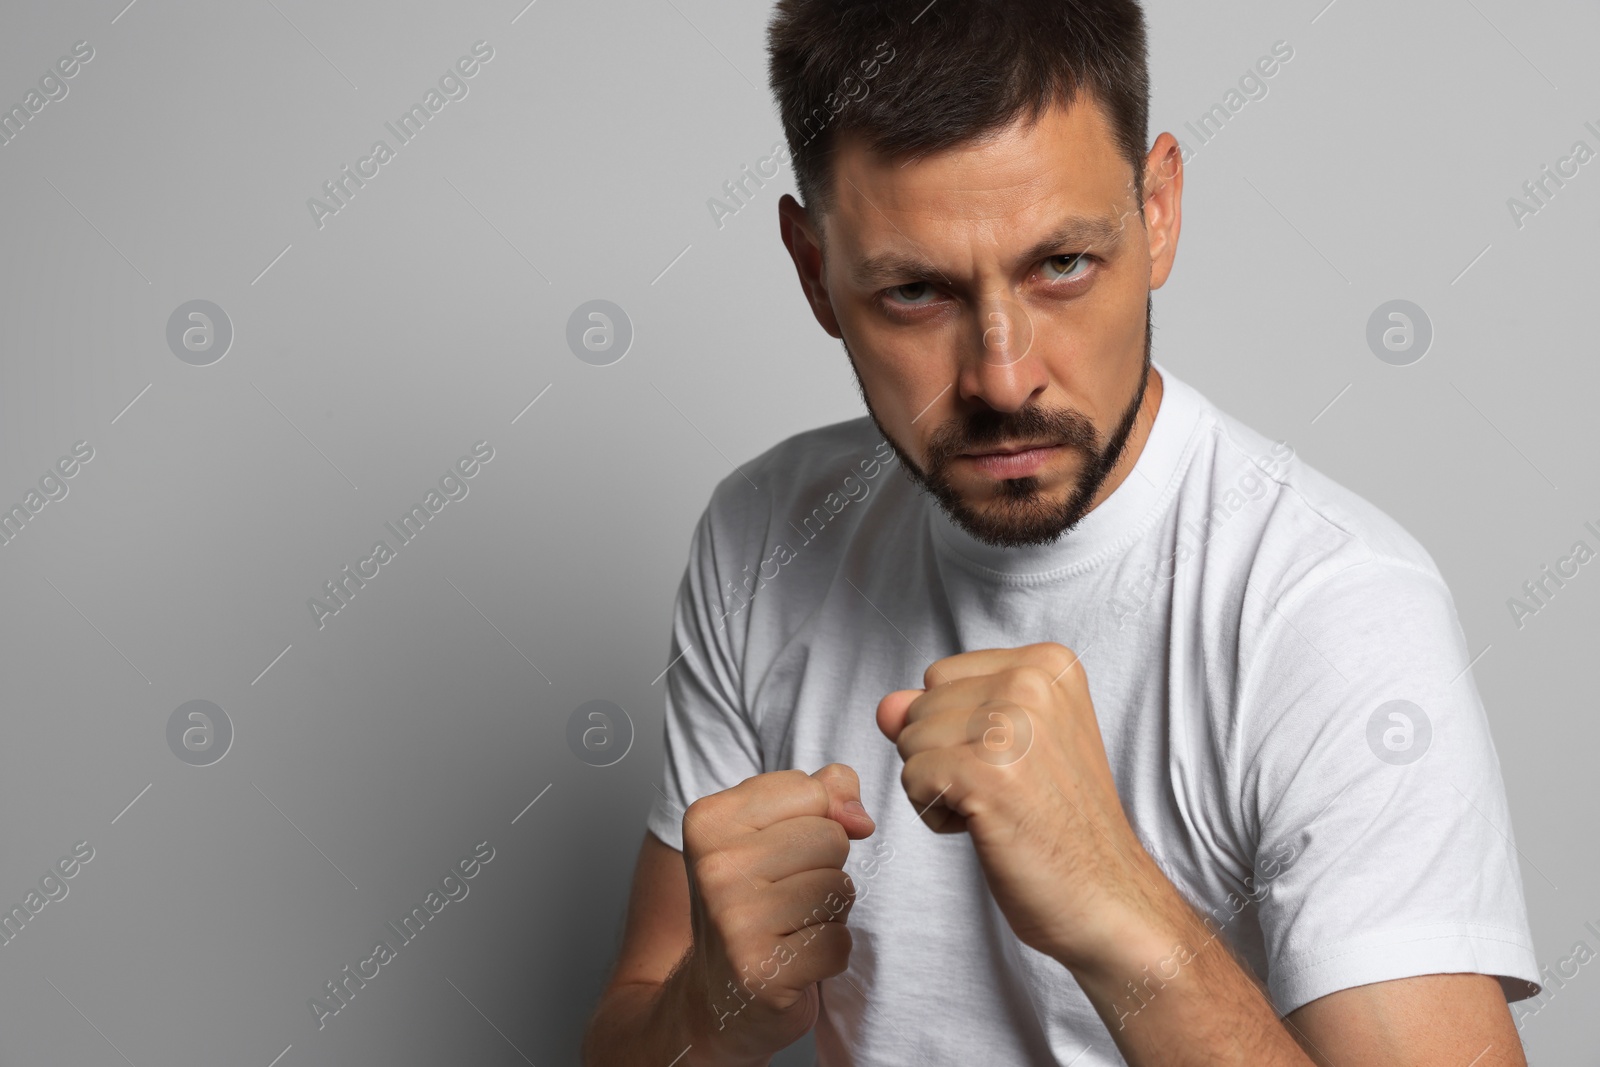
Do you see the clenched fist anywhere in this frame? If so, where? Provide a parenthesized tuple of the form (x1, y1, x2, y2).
(677, 763, 875, 1063)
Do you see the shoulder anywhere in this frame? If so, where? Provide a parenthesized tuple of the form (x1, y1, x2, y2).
(699, 414, 902, 548)
(1173, 377, 1455, 630)
(685, 415, 905, 660)
(1157, 374, 1466, 717)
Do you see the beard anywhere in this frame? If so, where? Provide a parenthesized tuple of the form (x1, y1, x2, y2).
(846, 294, 1153, 549)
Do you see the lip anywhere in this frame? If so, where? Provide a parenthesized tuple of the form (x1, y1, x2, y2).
(961, 441, 1058, 458)
(959, 443, 1062, 478)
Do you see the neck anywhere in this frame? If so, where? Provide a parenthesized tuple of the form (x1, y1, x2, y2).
(1087, 364, 1164, 514)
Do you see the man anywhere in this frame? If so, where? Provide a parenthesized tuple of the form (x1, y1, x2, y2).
(583, 1, 1541, 1063)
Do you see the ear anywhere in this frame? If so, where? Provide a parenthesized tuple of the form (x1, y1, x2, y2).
(777, 194, 843, 338)
(1141, 132, 1184, 291)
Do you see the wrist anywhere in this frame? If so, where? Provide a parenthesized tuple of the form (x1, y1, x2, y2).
(1055, 888, 1219, 1007)
(663, 954, 775, 1067)
(1044, 836, 1206, 975)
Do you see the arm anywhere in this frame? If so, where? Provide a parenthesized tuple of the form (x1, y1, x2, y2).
(1064, 868, 1317, 1065)
(1063, 868, 1526, 1065)
(582, 830, 766, 1067)
(1286, 973, 1526, 1066)
(584, 765, 876, 1067)
(876, 639, 1535, 1066)
(877, 642, 1317, 1064)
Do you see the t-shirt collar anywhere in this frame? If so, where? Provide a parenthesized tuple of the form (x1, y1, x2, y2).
(923, 359, 1203, 580)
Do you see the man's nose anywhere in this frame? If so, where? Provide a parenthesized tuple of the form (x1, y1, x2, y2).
(959, 292, 1046, 412)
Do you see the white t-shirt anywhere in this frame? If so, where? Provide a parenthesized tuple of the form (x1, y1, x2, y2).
(645, 360, 1540, 1066)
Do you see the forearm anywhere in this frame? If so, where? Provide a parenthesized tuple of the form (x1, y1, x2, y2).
(581, 964, 773, 1067)
(1063, 891, 1317, 1066)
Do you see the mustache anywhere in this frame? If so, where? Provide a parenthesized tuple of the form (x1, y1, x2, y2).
(923, 405, 1098, 466)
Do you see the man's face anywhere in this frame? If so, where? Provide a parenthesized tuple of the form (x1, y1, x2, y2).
(779, 95, 1182, 547)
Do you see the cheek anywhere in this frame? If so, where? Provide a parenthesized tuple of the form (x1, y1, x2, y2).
(1037, 285, 1144, 378)
(853, 334, 954, 439)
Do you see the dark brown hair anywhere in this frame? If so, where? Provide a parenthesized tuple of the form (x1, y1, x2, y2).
(766, 0, 1151, 238)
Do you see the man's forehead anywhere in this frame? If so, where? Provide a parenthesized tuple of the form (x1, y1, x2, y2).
(821, 98, 1137, 279)
(838, 95, 1120, 191)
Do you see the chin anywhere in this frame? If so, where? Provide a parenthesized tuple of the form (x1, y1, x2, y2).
(942, 484, 1085, 547)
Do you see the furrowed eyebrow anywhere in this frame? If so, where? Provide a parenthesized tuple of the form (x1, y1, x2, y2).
(850, 213, 1131, 288)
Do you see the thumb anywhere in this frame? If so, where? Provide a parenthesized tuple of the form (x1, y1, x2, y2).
(876, 688, 925, 744)
(810, 762, 875, 839)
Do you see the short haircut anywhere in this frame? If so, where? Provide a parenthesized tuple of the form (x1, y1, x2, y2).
(766, 0, 1152, 243)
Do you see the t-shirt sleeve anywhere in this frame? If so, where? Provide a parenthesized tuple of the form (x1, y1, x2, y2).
(1237, 559, 1542, 1015)
(644, 499, 765, 853)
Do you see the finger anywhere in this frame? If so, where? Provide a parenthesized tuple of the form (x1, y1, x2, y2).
(900, 748, 977, 832)
(720, 871, 856, 1003)
(743, 815, 851, 882)
(919, 647, 1014, 690)
(884, 672, 1013, 740)
(750, 918, 854, 1002)
(692, 769, 833, 841)
(919, 641, 1086, 692)
(897, 697, 1035, 763)
(875, 688, 923, 743)
(809, 762, 875, 840)
(767, 866, 858, 932)
(880, 676, 1006, 748)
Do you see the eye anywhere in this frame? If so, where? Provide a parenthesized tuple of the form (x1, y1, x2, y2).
(1041, 253, 1093, 282)
(882, 281, 939, 308)
(876, 253, 1098, 315)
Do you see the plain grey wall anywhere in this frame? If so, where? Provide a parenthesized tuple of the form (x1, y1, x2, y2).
(0, 0, 1594, 1063)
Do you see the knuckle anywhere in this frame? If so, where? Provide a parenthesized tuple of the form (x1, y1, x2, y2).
(774, 767, 819, 798)
(817, 923, 853, 976)
(683, 792, 724, 833)
(818, 816, 850, 860)
(692, 850, 737, 894)
(796, 892, 838, 930)
(800, 774, 831, 810)
(787, 816, 848, 868)
(834, 869, 858, 908)
(832, 874, 854, 913)
(1037, 639, 1075, 668)
(680, 814, 708, 856)
(899, 756, 933, 802)
(1011, 664, 1059, 705)
(1038, 642, 1087, 687)
(819, 761, 858, 790)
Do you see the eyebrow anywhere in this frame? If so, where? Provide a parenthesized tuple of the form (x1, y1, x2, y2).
(850, 212, 1132, 288)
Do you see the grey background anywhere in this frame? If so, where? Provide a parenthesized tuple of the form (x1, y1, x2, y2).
(0, 0, 1594, 1063)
